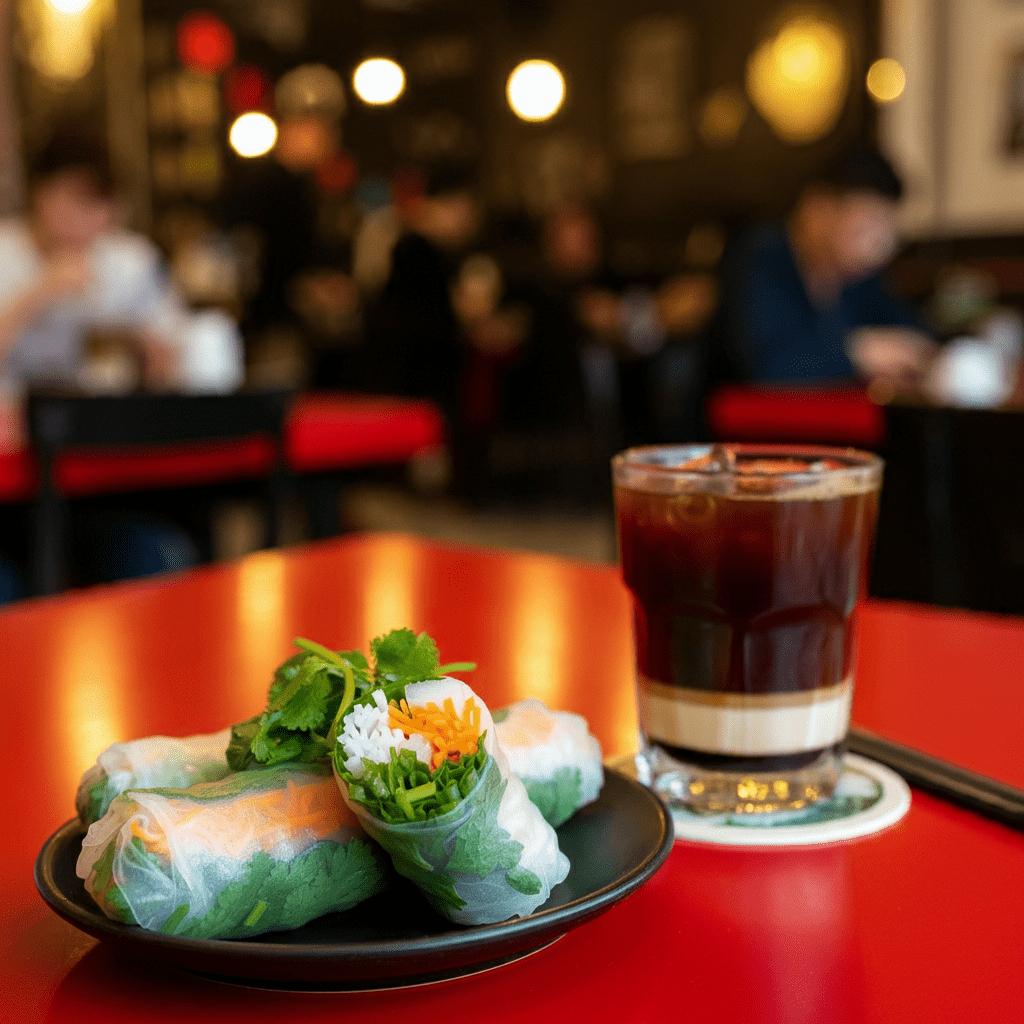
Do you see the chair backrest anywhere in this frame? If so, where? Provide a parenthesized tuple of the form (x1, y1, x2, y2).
(871, 403, 1024, 615)
(27, 391, 291, 453)
(26, 390, 293, 596)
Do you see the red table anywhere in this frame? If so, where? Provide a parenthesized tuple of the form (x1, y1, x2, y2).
(2, 535, 1022, 1022)
(0, 392, 445, 501)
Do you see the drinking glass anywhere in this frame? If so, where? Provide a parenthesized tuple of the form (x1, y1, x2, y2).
(613, 443, 883, 814)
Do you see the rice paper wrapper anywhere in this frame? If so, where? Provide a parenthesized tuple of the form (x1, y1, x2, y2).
(76, 728, 233, 826)
(76, 765, 388, 939)
(336, 678, 570, 926)
(494, 699, 604, 827)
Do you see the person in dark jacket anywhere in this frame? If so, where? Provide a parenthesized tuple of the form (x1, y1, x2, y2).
(720, 148, 934, 386)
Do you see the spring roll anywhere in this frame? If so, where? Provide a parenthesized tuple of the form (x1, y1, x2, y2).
(76, 765, 389, 939)
(494, 699, 604, 827)
(334, 677, 570, 925)
(76, 729, 233, 826)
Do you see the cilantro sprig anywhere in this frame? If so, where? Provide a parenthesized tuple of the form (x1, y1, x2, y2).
(228, 628, 474, 772)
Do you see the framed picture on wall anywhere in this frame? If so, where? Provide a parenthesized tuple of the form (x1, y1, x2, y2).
(883, 0, 1024, 235)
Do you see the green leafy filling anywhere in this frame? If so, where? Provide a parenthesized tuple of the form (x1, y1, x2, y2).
(523, 767, 585, 828)
(88, 834, 138, 925)
(350, 755, 540, 917)
(179, 839, 387, 939)
(335, 739, 489, 824)
(91, 828, 387, 939)
(80, 779, 109, 827)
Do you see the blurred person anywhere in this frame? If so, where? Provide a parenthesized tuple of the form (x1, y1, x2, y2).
(448, 204, 606, 503)
(223, 116, 326, 387)
(718, 148, 934, 386)
(364, 166, 480, 418)
(0, 130, 240, 395)
(0, 128, 216, 600)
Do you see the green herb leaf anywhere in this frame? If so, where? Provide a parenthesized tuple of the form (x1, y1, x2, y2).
(245, 641, 371, 767)
(226, 716, 260, 772)
(438, 661, 477, 674)
(371, 629, 441, 684)
(242, 631, 470, 770)
(275, 661, 334, 732)
(334, 733, 490, 824)
(523, 767, 585, 828)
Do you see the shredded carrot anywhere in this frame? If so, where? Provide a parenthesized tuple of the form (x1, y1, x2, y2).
(388, 696, 482, 770)
(128, 775, 353, 862)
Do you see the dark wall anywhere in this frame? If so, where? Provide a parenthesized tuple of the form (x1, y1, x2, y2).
(141, 0, 882, 253)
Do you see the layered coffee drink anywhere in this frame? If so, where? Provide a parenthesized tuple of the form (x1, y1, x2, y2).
(614, 444, 882, 813)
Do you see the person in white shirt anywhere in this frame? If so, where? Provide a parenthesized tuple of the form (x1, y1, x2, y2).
(0, 130, 243, 396)
(0, 130, 231, 600)
(0, 132, 185, 389)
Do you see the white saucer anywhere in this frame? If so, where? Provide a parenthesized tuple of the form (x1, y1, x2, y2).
(612, 752, 912, 847)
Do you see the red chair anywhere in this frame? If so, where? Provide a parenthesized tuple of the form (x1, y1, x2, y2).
(705, 384, 886, 449)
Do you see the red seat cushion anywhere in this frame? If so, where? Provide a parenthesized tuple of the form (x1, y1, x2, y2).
(706, 385, 885, 448)
(285, 393, 445, 473)
(0, 393, 447, 501)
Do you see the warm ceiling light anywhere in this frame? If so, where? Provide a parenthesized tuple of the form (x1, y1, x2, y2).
(746, 15, 849, 144)
(46, 0, 93, 13)
(353, 58, 405, 105)
(866, 58, 906, 103)
(229, 112, 278, 157)
(506, 60, 565, 122)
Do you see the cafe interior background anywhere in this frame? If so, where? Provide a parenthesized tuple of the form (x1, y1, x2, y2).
(2, 0, 1023, 613)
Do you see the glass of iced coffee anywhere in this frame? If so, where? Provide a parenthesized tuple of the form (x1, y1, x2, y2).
(613, 443, 883, 814)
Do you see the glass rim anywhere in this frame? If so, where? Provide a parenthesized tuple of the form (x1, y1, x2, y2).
(612, 442, 883, 483)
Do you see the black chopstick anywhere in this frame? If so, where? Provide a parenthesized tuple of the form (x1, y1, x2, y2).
(847, 726, 1024, 832)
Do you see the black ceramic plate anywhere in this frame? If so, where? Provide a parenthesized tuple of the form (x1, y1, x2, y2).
(35, 768, 672, 991)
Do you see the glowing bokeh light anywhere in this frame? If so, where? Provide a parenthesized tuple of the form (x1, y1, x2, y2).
(46, 0, 93, 14)
(229, 112, 278, 157)
(25, 0, 101, 81)
(54, 606, 129, 782)
(506, 60, 566, 122)
(176, 12, 235, 76)
(360, 536, 422, 639)
(866, 58, 906, 103)
(353, 58, 406, 105)
(224, 64, 273, 115)
(746, 15, 849, 144)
